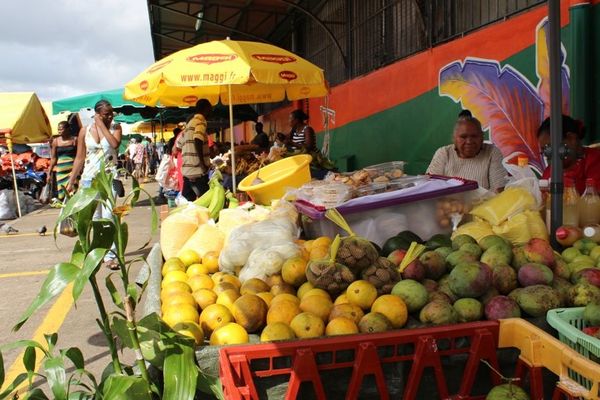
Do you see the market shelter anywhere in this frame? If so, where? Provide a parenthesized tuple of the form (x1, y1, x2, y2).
(0, 92, 51, 145)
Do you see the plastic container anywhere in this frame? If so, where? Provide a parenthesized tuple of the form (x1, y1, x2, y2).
(238, 154, 312, 205)
(500, 317, 600, 399)
(219, 319, 600, 400)
(355, 182, 387, 197)
(547, 307, 600, 362)
(296, 176, 478, 246)
(363, 160, 406, 178)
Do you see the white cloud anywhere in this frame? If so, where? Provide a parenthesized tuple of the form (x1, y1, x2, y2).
(0, 0, 155, 102)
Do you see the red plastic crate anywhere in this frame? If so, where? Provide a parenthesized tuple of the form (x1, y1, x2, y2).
(219, 321, 504, 400)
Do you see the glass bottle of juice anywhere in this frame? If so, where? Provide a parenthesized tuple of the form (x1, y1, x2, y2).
(563, 178, 580, 227)
(579, 178, 600, 227)
(539, 179, 550, 232)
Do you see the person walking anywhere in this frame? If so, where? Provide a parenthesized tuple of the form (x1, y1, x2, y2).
(175, 99, 212, 201)
(47, 121, 77, 200)
(66, 100, 122, 269)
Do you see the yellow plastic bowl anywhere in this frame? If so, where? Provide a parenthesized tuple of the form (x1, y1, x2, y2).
(238, 154, 312, 205)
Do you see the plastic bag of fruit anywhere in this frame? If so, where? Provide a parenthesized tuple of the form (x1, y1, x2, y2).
(470, 187, 537, 226)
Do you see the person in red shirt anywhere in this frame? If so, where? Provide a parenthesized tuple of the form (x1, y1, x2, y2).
(538, 115, 600, 194)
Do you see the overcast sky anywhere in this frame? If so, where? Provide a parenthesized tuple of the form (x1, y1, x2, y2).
(0, 0, 155, 102)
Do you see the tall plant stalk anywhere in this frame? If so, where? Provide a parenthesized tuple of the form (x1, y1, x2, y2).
(90, 275, 122, 375)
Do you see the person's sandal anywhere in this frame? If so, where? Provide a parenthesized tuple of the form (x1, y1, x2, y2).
(105, 259, 120, 270)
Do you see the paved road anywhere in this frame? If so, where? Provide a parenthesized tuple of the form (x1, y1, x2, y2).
(0, 180, 161, 393)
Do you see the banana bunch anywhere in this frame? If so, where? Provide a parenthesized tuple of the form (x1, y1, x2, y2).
(194, 173, 226, 220)
(226, 191, 239, 208)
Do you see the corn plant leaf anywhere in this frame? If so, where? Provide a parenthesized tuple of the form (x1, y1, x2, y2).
(105, 274, 124, 310)
(117, 222, 128, 260)
(0, 350, 4, 388)
(76, 202, 97, 247)
(162, 340, 199, 400)
(57, 188, 98, 224)
(70, 242, 85, 268)
(101, 374, 152, 400)
(196, 370, 224, 400)
(61, 348, 84, 371)
(90, 220, 115, 251)
(111, 317, 133, 349)
(23, 346, 36, 378)
(72, 248, 108, 302)
(22, 388, 50, 399)
(130, 176, 140, 206)
(43, 355, 68, 400)
(0, 373, 28, 400)
(13, 263, 79, 331)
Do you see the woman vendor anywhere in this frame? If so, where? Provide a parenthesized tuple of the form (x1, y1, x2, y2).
(287, 109, 316, 152)
(538, 115, 600, 194)
(426, 116, 506, 191)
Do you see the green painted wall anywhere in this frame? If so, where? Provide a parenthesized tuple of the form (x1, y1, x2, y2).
(592, 4, 600, 142)
(318, 16, 593, 175)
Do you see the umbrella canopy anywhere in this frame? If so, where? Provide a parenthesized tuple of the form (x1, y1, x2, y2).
(42, 102, 71, 136)
(123, 39, 328, 106)
(52, 88, 157, 123)
(0, 92, 51, 144)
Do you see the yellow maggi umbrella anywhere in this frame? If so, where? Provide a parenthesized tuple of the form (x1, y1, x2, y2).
(123, 39, 328, 191)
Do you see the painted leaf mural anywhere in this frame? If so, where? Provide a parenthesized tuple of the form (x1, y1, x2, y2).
(536, 19, 570, 118)
(439, 58, 545, 172)
(439, 17, 570, 175)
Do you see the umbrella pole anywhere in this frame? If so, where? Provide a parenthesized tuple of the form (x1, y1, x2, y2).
(228, 84, 237, 194)
(6, 133, 22, 218)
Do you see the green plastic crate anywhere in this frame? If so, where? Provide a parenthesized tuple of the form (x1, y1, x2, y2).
(547, 307, 600, 361)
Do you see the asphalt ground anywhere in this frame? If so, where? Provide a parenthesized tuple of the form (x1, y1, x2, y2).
(0, 179, 161, 394)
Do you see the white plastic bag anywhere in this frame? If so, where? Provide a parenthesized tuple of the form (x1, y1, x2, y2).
(157, 155, 179, 191)
(0, 191, 15, 220)
(503, 160, 542, 209)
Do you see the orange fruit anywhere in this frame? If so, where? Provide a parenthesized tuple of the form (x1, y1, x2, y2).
(299, 295, 333, 321)
(199, 304, 234, 336)
(271, 293, 301, 307)
(267, 299, 301, 325)
(202, 251, 220, 274)
(161, 291, 196, 311)
(260, 322, 296, 342)
(326, 317, 359, 336)
(333, 293, 349, 305)
(216, 289, 240, 311)
(187, 274, 214, 291)
(210, 322, 249, 345)
(371, 295, 408, 328)
(281, 257, 308, 287)
(173, 321, 204, 345)
(160, 281, 192, 300)
(186, 263, 209, 277)
(213, 273, 241, 290)
(162, 303, 199, 327)
(302, 288, 331, 301)
(162, 258, 186, 276)
(346, 280, 378, 310)
(303, 240, 315, 253)
(312, 236, 332, 248)
(162, 270, 189, 288)
(240, 278, 270, 295)
(178, 249, 201, 267)
(328, 303, 364, 324)
(256, 292, 274, 307)
(290, 312, 325, 339)
(192, 289, 218, 310)
(231, 294, 268, 333)
(213, 282, 238, 295)
(310, 246, 329, 261)
(270, 283, 296, 296)
(297, 282, 315, 299)
(358, 312, 392, 333)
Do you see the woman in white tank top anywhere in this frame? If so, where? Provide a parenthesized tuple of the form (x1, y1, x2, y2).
(67, 100, 122, 269)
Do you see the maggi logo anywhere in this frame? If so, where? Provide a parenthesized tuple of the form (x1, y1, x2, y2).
(252, 54, 296, 64)
(279, 71, 297, 81)
(186, 54, 237, 64)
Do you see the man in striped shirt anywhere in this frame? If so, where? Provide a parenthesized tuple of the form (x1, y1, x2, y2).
(175, 99, 213, 200)
(427, 117, 506, 192)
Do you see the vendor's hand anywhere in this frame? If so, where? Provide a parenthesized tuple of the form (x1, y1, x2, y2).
(65, 182, 74, 194)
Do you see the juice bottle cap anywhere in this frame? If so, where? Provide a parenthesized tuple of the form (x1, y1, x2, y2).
(584, 226, 597, 237)
(586, 178, 595, 186)
(539, 179, 549, 188)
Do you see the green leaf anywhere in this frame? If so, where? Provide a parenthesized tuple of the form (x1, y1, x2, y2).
(22, 388, 50, 399)
(57, 188, 99, 224)
(0, 350, 4, 388)
(44, 355, 67, 400)
(117, 222, 128, 260)
(197, 370, 225, 400)
(0, 340, 46, 354)
(111, 317, 134, 349)
(70, 242, 85, 267)
(76, 202, 97, 246)
(23, 346, 36, 375)
(131, 176, 140, 206)
(105, 274, 124, 310)
(44, 333, 58, 351)
(62, 348, 84, 371)
(126, 284, 138, 307)
(67, 391, 92, 400)
(162, 340, 199, 400)
(90, 220, 116, 251)
(0, 373, 28, 400)
(72, 248, 108, 302)
(13, 263, 79, 331)
(101, 375, 152, 400)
